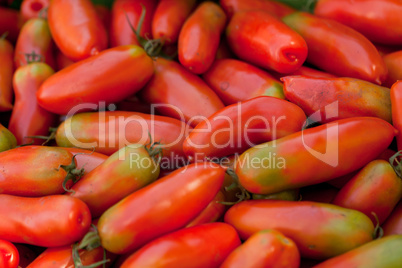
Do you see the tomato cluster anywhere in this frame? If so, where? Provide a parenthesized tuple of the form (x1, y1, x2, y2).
(1, 0, 402, 267)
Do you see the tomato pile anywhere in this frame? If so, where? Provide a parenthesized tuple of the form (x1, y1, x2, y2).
(1, 0, 402, 267)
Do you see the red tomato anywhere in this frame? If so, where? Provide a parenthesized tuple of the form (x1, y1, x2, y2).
(220, 229, 300, 268)
(186, 190, 226, 227)
(140, 57, 224, 127)
(391, 81, 402, 150)
(282, 76, 392, 124)
(235, 117, 396, 195)
(0, 240, 19, 268)
(98, 162, 226, 254)
(109, 0, 157, 47)
(152, 0, 196, 45)
(37, 45, 154, 115)
(220, 0, 295, 19)
(0, 194, 91, 247)
(48, 0, 108, 61)
(202, 59, 285, 105)
(178, 1, 227, 74)
(282, 12, 387, 84)
(382, 201, 402, 236)
(183, 96, 306, 160)
(0, 37, 13, 112)
(314, 0, 402, 45)
(0, 146, 80, 196)
(14, 18, 55, 69)
(121, 223, 241, 268)
(67, 144, 161, 218)
(226, 10, 308, 74)
(224, 200, 374, 259)
(20, 0, 49, 21)
(332, 159, 402, 224)
(55, 111, 190, 167)
(8, 62, 57, 145)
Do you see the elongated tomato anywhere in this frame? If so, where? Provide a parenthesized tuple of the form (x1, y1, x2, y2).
(332, 159, 402, 225)
(226, 10, 308, 74)
(220, 229, 300, 268)
(55, 111, 190, 165)
(68, 144, 160, 218)
(37, 45, 154, 115)
(202, 59, 285, 105)
(140, 57, 224, 127)
(121, 223, 241, 268)
(235, 117, 396, 194)
(313, 235, 402, 268)
(178, 1, 227, 74)
(14, 18, 55, 69)
(8, 62, 57, 145)
(98, 162, 226, 254)
(282, 12, 387, 84)
(152, 0, 196, 45)
(383, 50, 402, 87)
(183, 96, 306, 160)
(314, 0, 402, 45)
(0, 146, 81, 196)
(48, 0, 107, 61)
(224, 200, 374, 259)
(0, 37, 13, 112)
(0, 194, 91, 247)
(282, 76, 392, 124)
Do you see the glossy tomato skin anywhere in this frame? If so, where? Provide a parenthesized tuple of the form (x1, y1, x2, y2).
(224, 200, 374, 259)
(282, 12, 387, 85)
(235, 117, 396, 195)
(68, 144, 160, 218)
(0, 38, 13, 112)
(55, 111, 190, 166)
(98, 162, 226, 254)
(110, 0, 157, 47)
(178, 2, 226, 74)
(37, 45, 154, 115)
(220, 229, 300, 268)
(312, 235, 402, 268)
(20, 0, 49, 21)
(14, 18, 55, 69)
(383, 50, 402, 87)
(282, 76, 392, 124)
(140, 57, 224, 127)
(48, 0, 108, 61)
(332, 160, 402, 225)
(220, 0, 295, 19)
(183, 96, 306, 160)
(121, 222, 241, 268)
(0, 146, 78, 196)
(391, 81, 402, 150)
(0, 240, 19, 268)
(152, 0, 196, 45)
(314, 0, 402, 45)
(226, 10, 308, 74)
(0, 7, 22, 43)
(382, 201, 402, 236)
(8, 63, 57, 145)
(0, 123, 16, 152)
(202, 59, 285, 105)
(0, 194, 91, 247)
(186, 190, 226, 227)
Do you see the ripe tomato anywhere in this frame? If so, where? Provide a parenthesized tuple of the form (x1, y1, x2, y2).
(0, 240, 19, 268)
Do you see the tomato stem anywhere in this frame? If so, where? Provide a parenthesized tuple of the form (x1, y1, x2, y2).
(389, 150, 402, 177)
(60, 154, 85, 193)
(219, 168, 251, 205)
(371, 212, 384, 239)
(144, 132, 163, 166)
